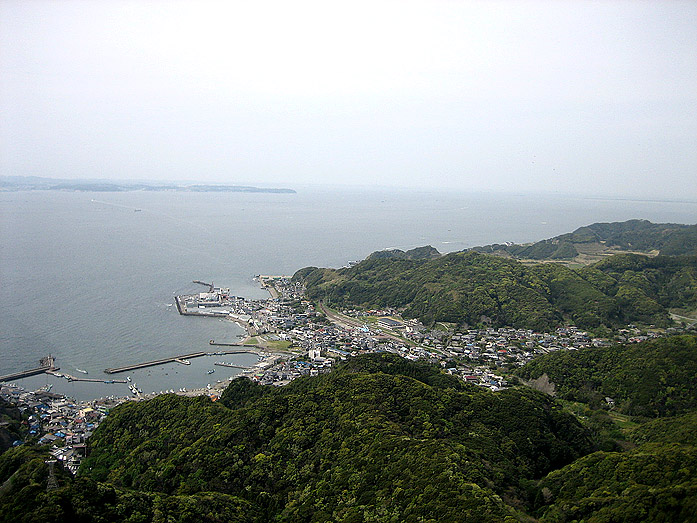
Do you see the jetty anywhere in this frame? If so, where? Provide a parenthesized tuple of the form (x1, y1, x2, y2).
(104, 351, 207, 374)
(214, 362, 249, 369)
(0, 355, 58, 383)
(50, 372, 127, 384)
(209, 340, 260, 348)
(193, 280, 214, 292)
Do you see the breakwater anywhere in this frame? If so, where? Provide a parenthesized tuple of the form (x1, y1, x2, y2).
(193, 280, 214, 292)
(0, 355, 58, 383)
(104, 351, 208, 374)
(48, 372, 128, 384)
(209, 340, 259, 348)
(214, 362, 249, 369)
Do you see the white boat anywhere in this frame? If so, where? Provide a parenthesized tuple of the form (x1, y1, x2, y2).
(76, 368, 88, 374)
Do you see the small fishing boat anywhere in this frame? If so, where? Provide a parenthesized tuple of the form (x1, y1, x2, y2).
(76, 368, 88, 374)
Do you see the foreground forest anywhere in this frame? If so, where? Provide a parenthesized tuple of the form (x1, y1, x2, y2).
(1, 335, 697, 522)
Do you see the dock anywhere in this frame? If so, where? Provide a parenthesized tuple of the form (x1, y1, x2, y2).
(174, 295, 228, 317)
(0, 355, 58, 383)
(49, 372, 127, 384)
(104, 351, 208, 374)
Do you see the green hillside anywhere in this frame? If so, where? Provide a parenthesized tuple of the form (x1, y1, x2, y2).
(470, 219, 697, 260)
(535, 441, 697, 522)
(366, 245, 441, 261)
(0, 398, 24, 453)
(520, 335, 697, 521)
(532, 409, 697, 522)
(294, 251, 697, 331)
(517, 335, 697, 417)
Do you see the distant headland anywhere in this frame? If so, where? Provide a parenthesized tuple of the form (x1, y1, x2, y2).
(0, 176, 296, 194)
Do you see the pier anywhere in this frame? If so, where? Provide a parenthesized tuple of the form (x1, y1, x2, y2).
(0, 355, 58, 383)
(48, 372, 127, 384)
(104, 351, 208, 374)
(257, 275, 281, 299)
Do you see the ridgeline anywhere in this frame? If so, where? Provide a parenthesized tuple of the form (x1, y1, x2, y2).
(294, 220, 697, 332)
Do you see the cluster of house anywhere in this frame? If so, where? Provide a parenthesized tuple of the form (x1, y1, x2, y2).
(232, 278, 675, 391)
(0, 384, 120, 473)
(180, 277, 687, 392)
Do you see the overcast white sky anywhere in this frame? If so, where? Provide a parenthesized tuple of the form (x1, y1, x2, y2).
(1, 0, 696, 197)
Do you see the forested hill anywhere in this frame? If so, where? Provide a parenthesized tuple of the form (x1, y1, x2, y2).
(0, 354, 594, 522)
(469, 219, 697, 260)
(294, 251, 697, 331)
(517, 335, 697, 418)
(519, 334, 697, 522)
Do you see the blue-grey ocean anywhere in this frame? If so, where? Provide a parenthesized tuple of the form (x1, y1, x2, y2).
(2, 187, 696, 400)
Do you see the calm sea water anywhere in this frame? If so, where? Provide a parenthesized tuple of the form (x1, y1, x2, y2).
(2, 187, 696, 399)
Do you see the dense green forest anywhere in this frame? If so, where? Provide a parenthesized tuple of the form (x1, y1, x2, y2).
(520, 336, 697, 520)
(517, 335, 697, 417)
(469, 219, 697, 259)
(0, 398, 25, 453)
(533, 403, 697, 522)
(2, 336, 697, 521)
(365, 246, 442, 261)
(294, 251, 697, 331)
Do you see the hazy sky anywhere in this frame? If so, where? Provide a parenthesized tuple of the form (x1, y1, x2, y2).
(1, 0, 696, 197)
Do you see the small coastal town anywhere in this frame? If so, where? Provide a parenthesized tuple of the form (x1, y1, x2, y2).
(177, 276, 675, 391)
(1, 275, 689, 475)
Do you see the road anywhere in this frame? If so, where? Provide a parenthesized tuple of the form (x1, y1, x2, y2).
(670, 313, 697, 327)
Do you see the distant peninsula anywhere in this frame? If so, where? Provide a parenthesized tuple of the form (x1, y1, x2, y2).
(0, 176, 296, 194)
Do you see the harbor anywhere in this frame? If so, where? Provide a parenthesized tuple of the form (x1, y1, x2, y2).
(0, 278, 289, 399)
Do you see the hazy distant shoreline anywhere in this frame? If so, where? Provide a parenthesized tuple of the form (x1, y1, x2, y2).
(0, 176, 296, 194)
